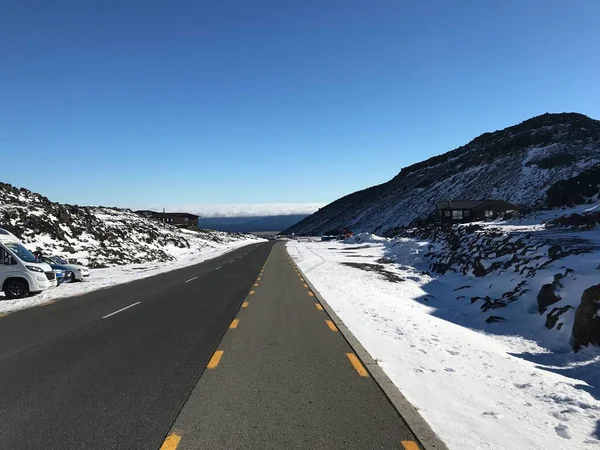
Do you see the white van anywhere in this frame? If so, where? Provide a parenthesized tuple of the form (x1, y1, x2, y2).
(0, 228, 55, 299)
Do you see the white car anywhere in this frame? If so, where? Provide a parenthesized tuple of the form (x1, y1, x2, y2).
(42, 256, 89, 281)
(0, 229, 55, 298)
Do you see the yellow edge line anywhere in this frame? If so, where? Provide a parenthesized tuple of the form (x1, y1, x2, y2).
(401, 441, 420, 450)
(242, 301, 249, 308)
(346, 353, 369, 377)
(325, 320, 338, 332)
(315, 303, 323, 311)
(159, 432, 182, 450)
(207, 350, 224, 369)
(230, 319, 239, 329)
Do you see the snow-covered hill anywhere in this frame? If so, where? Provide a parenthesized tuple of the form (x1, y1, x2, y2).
(0, 182, 261, 267)
(286, 113, 600, 236)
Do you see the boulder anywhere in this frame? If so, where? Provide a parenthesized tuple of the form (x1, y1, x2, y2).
(537, 284, 561, 313)
(572, 284, 600, 351)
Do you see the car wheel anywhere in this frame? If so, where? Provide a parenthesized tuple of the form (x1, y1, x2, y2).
(4, 279, 28, 299)
(68, 271, 77, 282)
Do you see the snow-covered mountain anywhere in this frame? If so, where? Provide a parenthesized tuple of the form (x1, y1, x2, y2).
(0, 182, 260, 268)
(286, 113, 600, 236)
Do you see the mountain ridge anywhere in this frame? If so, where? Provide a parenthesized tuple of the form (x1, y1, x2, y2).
(285, 112, 600, 236)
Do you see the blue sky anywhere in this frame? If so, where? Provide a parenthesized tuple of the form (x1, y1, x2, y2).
(1, 0, 598, 214)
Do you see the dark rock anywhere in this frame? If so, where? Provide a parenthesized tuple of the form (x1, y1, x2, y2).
(473, 259, 486, 277)
(548, 245, 563, 260)
(485, 316, 505, 324)
(572, 284, 600, 351)
(537, 284, 561, 314)
(453, 285, 471, 291)
(545, 305, 573, 329)
(547, 164, 600, 208)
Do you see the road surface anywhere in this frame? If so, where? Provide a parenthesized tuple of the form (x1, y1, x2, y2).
(0, 241, 421, 449)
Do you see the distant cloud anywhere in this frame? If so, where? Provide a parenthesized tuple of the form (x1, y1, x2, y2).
(134, 203, 326, 218)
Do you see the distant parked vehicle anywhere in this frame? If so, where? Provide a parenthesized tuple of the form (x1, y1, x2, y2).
(52, 268, 71, 285)
(0, 228, 55, 299)
(41, 256, 89, 281)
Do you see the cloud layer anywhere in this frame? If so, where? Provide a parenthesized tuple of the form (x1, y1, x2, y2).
(134, 203, 326, 218)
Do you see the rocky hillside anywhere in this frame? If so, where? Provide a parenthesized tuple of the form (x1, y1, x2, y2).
(0, 182, 259, 268)
(286, 113, 600, 236)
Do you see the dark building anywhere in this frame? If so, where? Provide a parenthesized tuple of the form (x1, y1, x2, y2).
(135, 211, 199, 229)
(436, 200, 522, 223)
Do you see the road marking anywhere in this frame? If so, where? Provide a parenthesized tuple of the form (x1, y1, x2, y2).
(215, 266, 221, 270)
(308, 292, 314, 297)
(159, 432, 182, 450)
(242, 301, 249, 308)
(254, 283, 259, 287)
(257, 277, 261, 281)
(41, 300, 56, 306)
(303, 283, 308, 288)
(401, 441, 420, 450)
(315, 303, 323, 311)
(249, 290, 255, 295)
(207, 350, 224, 369)
(102, 302, 141, 319)
(185, 276, 198, 283)
(325, 320, 338, 332)
(346, 353, 369, 377)
(0, 313, 8, 318)
(230, 319, 240, 329)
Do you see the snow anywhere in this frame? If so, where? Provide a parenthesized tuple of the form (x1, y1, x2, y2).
(0, 238, 260, 314)
(287, 238, 600, 450)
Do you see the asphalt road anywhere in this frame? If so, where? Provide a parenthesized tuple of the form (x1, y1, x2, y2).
(0, 241, 420, 449)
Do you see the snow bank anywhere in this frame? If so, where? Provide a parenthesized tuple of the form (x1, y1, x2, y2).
(287, 238, 600, 450)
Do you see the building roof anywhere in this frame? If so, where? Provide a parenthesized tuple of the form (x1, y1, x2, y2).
(437, 200, 485, 209)
(153, 212, 199, 219)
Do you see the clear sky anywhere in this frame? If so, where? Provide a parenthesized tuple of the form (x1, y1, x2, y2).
(1, 0, 598, 214)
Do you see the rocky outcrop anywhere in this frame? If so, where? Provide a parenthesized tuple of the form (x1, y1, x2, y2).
(0, 182, 254, 267)
(546, 164, 600, 208)
(537, 284, 561, 313)
(572, 284, 600, 351)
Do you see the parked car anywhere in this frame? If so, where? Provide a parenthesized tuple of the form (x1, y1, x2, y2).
(52, 268, 71, 285)
(40, 256, 89, 281)
(0, 228, 55, 299)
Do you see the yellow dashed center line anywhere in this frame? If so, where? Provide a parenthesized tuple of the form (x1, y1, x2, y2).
(401, 441, 420, 450)
(159, 432, 182, 450)
(254, 283, 259, 287)
(257, 277, 261, 281)
(346, 353, 369, 377)
(230, 319, 240, 329)
(302, 283, 308, 289)
(325, 320, 338, 332)
(308, 292, 314, 297)
(249, 290, 255, 295)
(242, 301, 249, 308)
(315, 303, 323, 311)
(207, 350, 224, 369)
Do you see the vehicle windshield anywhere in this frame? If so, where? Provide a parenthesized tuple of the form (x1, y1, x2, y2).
(52, 256, 68, 264)
(4, 243, 38, 263)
